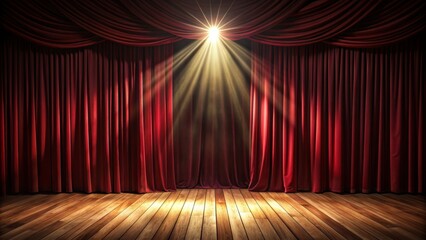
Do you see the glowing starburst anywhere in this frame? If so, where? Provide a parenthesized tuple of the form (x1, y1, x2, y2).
(172, 4, 251, 150)
(208, 26, 220, 43)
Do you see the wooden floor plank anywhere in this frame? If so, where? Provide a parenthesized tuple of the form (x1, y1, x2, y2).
(260, 192, 312, 239)
(75, 193, 141, 239)
(104, 192, 162, 239)
(0, 194, 46, 213)
(201, 189, 217, 240)
(250, 192, 297, 240)
(239, 190, 280, 240)
(279, 193, 345, 240)
(1, 194, 89, 239)
(215, 189, 232, 240)
(63, 194, 134, 239)
(1, 194, 77, 227)
(381, 194, 426, 213)
(298, 193, 375, 239)
(370, 194, 426, 225)
(120, 192, 171, 239)
(223, 189, 248, 240)
(169, 189, 198, 239)
(314, 193, 394, 240)
(41, 194, 127, 239)
(344, 193, 425, 239)
(91, 192, 150, 239)
(288, 193, 361, 240)
(137, 190, 181, 239)
(1, 190, 424, 240)
(231, 189, 264, 240)
(269, 192, 329, 239)
(153, 189, 190, 239)
(27, 194, 108, 240)
(185, 189, 207, 240)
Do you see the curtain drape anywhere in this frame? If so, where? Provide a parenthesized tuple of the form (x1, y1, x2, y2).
(121, 0, 305, 41)
(0, 37, 175, 194)
(249, 39, 424, 193)
(173, 65, 250, 189)
(2, 0, 423, 48)
(174, 91, 250, 188)
(251, 0, 424, 47)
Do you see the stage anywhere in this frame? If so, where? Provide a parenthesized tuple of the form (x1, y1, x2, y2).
(1, 190, 425, 239)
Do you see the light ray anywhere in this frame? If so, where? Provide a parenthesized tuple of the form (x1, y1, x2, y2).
(250, 52, 296, 126)
(216, 1, 235, 31)
(173, 32, 251, 149)
(196, 1, 212, 29)
(182, 5, 210, 31)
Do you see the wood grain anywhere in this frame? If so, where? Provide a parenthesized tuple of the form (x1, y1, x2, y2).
(202, 189, 217, 240)
(215, 189, 232, 240)
(153, 189, 190, 239)
(0, 190, 424, 240)
(169, 189, 198, 239)
(223, 189, 248, 240)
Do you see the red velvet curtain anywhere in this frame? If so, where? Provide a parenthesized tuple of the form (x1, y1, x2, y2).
(249, 38, 425, 193)
(0, 37, 175, 194)
(174, 92, 250, 188)
(173, 59, 250, 188)
(1, 0, 425, 194)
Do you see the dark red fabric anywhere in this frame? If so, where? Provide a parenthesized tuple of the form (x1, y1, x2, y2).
(0, 38, 175, 194)
(173, 66, 250, 188)
(49, 0, 180, 47)
(250, 0, 380, 46)
(174, 95, 250, 188)
(121, 0, 305, 41)
(327, 0, 425, 48)
(251, 0, 424, 47)
(1, 0, 423, 48)
(1, 1, 101, 48)
(249, 39, 425, 193)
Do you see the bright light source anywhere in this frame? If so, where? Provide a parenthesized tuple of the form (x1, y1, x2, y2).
(208, 26, 220, 43)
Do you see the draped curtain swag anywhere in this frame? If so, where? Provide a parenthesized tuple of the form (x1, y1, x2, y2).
(2, 0, 423, 48)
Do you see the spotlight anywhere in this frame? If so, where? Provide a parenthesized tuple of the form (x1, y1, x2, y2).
(208, 26, 220, 43)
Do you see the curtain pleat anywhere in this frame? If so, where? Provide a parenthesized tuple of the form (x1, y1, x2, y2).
(0, 38, 175, 193)
(249, 39, 424, 193)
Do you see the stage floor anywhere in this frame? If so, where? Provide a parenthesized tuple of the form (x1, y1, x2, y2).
(1, 189, 425, 239)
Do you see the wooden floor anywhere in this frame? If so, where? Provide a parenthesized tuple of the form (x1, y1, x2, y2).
(0, 189, 425, 240)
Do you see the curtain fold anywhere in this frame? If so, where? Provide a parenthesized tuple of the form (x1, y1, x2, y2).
(250, 0, 380, 46)
(1, 1, 101, 48)
(121, 0, 305, 40)
(0, 37, 175, 193)
(49, 0, 180, 47)
(327, 0, 425, 48)
(249, 39, 425, 193)
(1, 0, 423, 48)
(173, 79, 250, 189)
